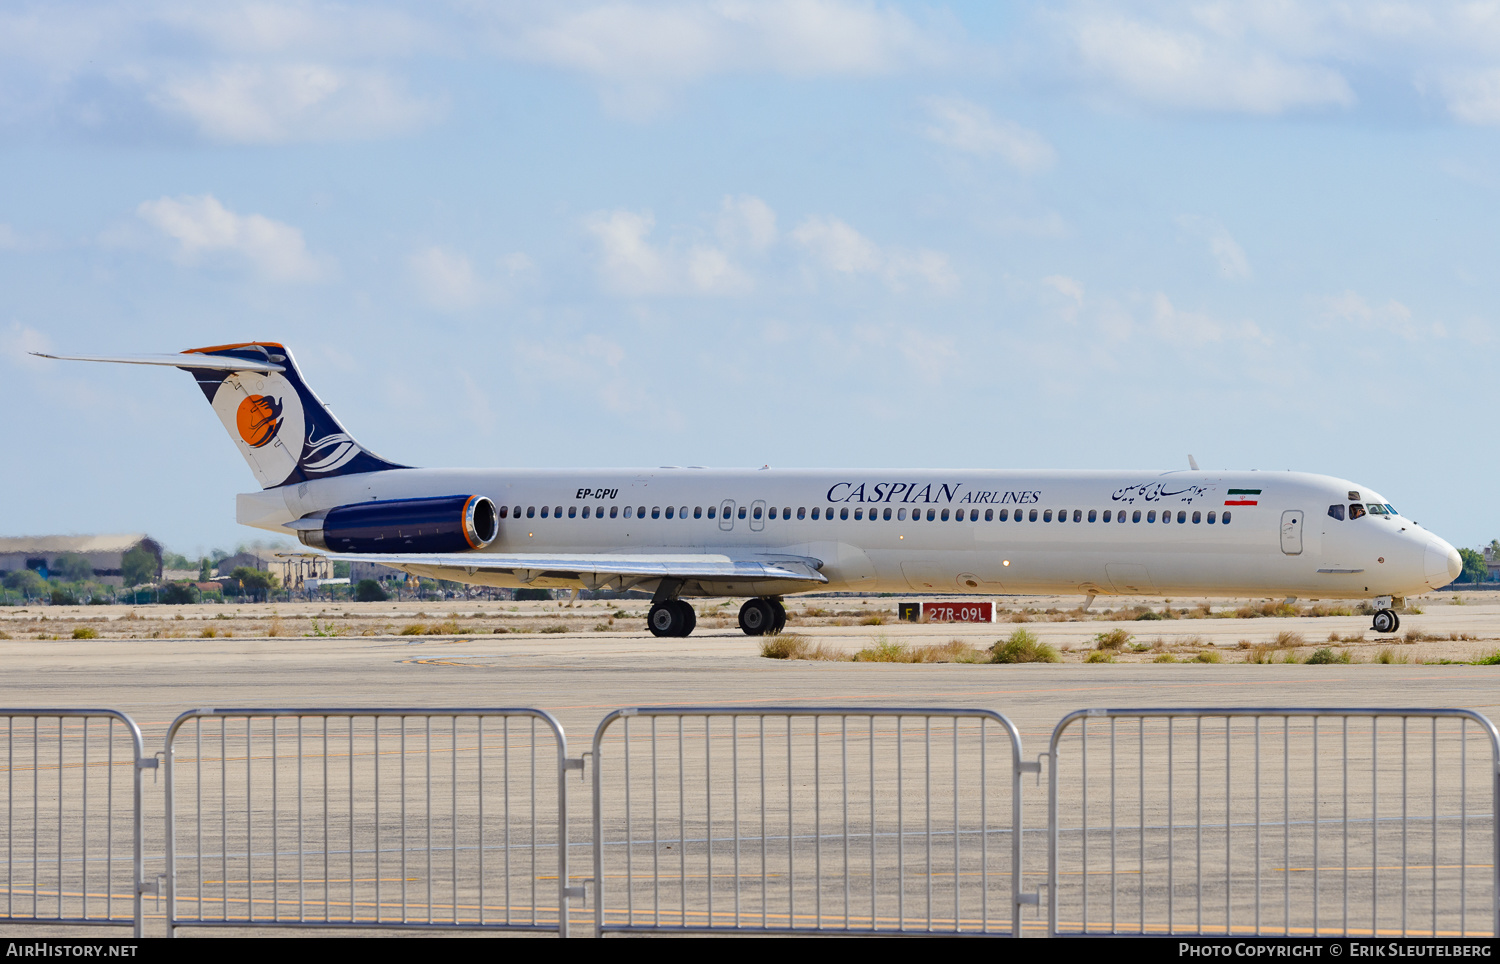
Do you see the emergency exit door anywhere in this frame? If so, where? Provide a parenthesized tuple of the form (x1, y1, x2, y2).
(1280, 510, 1303, 555)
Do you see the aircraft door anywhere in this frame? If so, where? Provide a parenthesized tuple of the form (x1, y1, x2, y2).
(750, 500, 766, 532)
(1281, 510, 1304, 555)
(719, 500, 735, 531)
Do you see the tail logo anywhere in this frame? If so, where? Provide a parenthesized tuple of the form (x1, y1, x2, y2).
(303, 430, 362, 474)
(236, 394, 284, 448)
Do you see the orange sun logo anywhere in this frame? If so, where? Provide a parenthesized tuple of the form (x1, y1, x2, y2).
(236, 394, 284, 448)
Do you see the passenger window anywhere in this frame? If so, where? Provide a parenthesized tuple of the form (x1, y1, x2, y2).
(541, 506, 550, 518)
(826, 506, 835, 519)
(569, 506, 577, 518)
(1088, 510, 1097, 522)
(753, 506, 762, 520)
(1223, 511, 1232, 524)
(622, 506, 631, 519)
(527, 506, 536, 519)
(999, 509, 1008, 521)
(784, 507, 791, 519)
(1029, 509, 1038, 522)
(1044, 510, 1053, 522)
(1102, 510, 1110, 522)
(581, 506, 590, 519)
(637, 506, 646, 518)
(927, 508, 936, 521)
(596, 505, 603, 517)
(499, 505, 509, 519)
(513, 506, 522, 519)
(798, 507, 806, 520)
(1147, 511, 1156, 522)
(1192, 511, 1200, 523)
(694, 506, 702, 519)
(898, 508, 907, 521)
(841, 507, 850, 521)
(1074, 509, 1082, 522)
(854, 508, 864, 520)
(1177, 511, 1186, 524)
(738, 507, 747, 520)
(768, 507, 776, 520)
(1132, 510, 1141, 523)
(883, 508, 892, 521)
(812, 507, 821, 520)
(555, 506, 562, 517)
(666, 506, 675, 519)
(1349, 504, 1366, 520)
(940, 509, 950, 521)
(652, 507, 661, 519)
(680, 506, 688, 519)
(985, 509, 994, 521)
(1163, 511, 1171, 524)
(1207, 511, 1215, 524)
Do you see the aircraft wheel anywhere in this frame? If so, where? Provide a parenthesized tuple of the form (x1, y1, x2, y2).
(1390, 612, 1401, 633)
(770, 598, 787, 634)
(648, 603, 681, 638)
(739, 598, 775, 636)
(674, 600, 697, 637)
(1371, 609, 1397, 634)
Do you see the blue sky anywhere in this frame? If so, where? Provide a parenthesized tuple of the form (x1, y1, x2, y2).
(4, 1, 1498, 557)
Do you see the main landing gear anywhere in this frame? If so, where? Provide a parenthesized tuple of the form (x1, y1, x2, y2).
(1371, 609, 1401, 635)
(738, 597, 787, 636)
(648, 600, 697, 638)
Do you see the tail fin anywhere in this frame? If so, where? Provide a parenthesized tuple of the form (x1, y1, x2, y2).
(37, 341, 406, 488)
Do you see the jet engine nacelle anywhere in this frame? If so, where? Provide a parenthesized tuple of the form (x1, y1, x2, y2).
(296, 495, 499, 553)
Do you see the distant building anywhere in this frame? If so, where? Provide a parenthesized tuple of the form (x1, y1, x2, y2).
(217, 549, 331, 591)
(0, 534, 161, 587)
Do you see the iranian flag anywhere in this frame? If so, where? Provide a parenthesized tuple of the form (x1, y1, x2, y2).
(1225, 488, 1261, 506)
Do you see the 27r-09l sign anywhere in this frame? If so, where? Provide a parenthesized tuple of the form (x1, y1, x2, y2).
(898, 602, 995, 623)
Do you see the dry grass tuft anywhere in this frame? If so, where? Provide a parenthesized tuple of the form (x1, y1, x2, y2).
(1084, 649, 1115, 663)
(1193, 649, 1222, 663)
(1273, 630, 1305, 649)
(1093, 628, 1132, 650)
(1153, 652, 1177, 663)
(859, 614, 887, 626)
(760, 634, 843, 661)
(1374, 647, 1408, 664)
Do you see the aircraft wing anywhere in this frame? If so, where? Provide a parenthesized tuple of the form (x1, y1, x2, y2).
(326, 551, 828, 592)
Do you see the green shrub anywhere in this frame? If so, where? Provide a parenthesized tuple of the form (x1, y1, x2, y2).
(1304, 647, 1352, 664)
(71, 626, 98, 639)
(354, 579, 388, 602)
(989, 629, 1060, 664)
(1084, 649, 1115, 663)
(1193, 650, 1221, 663)
(1135, 610, 1163, 621)
(1153, 652, 1177, 663)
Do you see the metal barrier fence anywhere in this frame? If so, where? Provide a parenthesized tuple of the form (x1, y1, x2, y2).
(1046, 708, 1500, 938)
(590, 706, 1029, 936)
(0, 710, 149, 937)
(163, 708, 577, 936)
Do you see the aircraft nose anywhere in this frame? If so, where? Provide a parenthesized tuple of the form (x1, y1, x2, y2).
(1425, 537, 1462, 589)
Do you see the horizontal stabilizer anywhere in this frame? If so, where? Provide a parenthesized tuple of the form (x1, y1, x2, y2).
(31, 351, 285, 372)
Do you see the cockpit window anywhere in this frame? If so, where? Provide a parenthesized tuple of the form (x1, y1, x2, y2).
(1349, 503, 1366, 519)
(1366, 503, 1389, 516)
(1385, 504, 1398, 516)
(1328, 504, 1345, 521)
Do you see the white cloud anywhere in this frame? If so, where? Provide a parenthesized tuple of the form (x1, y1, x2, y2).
(791, 216, 882, 274)
(922, 97, 1055, 173)
(1151, 294, 1263, 344)
(488, 0, 949, 116)
(1042, 274, 1084, 322)
(1066, 13, 1354, 114)
(136, 194, 323, 282)
(148, 64, 439, 144)
(584, 208, 749, 296)
(716, 195, 777, 251)
(409, 246, 479, 310)
(1177, 216, 1253, 280)
(2, 322, 52, 369)
(792, 215, 956, 292)
(1318, 290, 1444, 339)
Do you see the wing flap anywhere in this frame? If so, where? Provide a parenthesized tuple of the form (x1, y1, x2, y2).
(328, 551, 827, 587)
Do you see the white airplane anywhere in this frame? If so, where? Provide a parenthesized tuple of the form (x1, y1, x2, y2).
(39, 342, 1461, 638)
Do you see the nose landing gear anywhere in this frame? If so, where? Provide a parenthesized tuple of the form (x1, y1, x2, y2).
(738, 597, 787, 636)
(1371, 609, 1400, 635)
